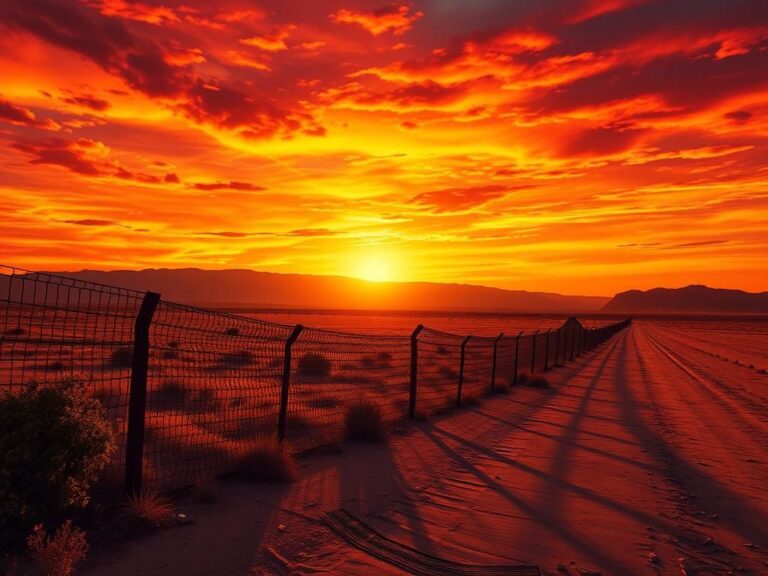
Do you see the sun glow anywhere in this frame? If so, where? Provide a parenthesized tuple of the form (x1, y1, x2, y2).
(348, 248, 399, 283)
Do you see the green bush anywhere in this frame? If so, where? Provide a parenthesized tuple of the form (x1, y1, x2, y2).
(297, 353, 331, 381)
(0, 377, 115, 549)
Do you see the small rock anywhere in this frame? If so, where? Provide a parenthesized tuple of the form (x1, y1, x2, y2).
(648, 552, 660, 564)
(744, 542, 756, 549)
(176, 513, 194, 525)
(303, 501, 317, 509)
(277, 524, 287, 532)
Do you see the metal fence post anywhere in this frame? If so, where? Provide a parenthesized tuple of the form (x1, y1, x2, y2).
(490, 332, 503, 393)
(569, 320, 576, 361)
(278, 324, 304, 442)
(512, 331, 522, 385)
(124, 291, 160, 497)
(408, 324, 425, 419)
(543, 329, 551, 371)
(457, 335, 471, 407)
(530, 330, 539, 374)
(554, 327, 561, 366)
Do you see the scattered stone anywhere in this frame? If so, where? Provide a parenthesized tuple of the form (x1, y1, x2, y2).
(648, 552, 660, 564)
(277, 524, 287, 532)
(302, 501, 317, 509)
(175, 513, 194, 525)
(743, 542, 756, 549)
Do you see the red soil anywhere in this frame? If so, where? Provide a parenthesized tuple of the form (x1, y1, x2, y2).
(83, 321, 768, 576)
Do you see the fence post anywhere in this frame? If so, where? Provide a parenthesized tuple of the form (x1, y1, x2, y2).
(457, 335, 471, 407)
(124, 291, 160, 497)
(569, 320, 576, 361)
(512, 331, 523, 385)
(278, 324, 304, 442)
(530, 330, 539, 374)
(490, 332, 503, 393)
(554, 326, 561, 366)
(408, 324, 425, 419)
(543, 329, 551, 371)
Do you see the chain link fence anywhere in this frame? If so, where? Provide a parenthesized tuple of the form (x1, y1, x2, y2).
(1, 265, 631, 495)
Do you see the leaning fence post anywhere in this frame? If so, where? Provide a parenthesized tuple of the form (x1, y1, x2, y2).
(530, 330, 539, 374)
(490, 332, 503, 393)
(569, 320, 576, 361)
(124, 291, 160, 498)
(408, 324, 425, 419)
(457, 335, 471, 407)
(278, 324, 304, 442)
(554, 326, 561, 366)
(543, 329, 551, 371)
(512, 331, 523, 385)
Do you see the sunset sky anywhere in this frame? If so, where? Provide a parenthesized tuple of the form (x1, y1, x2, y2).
(1, 0, 767, 296)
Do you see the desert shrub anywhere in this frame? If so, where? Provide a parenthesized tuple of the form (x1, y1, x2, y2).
(224, 327, 240, 337)
(345, 400, 386, 442)
(110, 346, 133, 368)
(149, 380, 189, 410)
(308, 396, 338, 409)
(5, 327, 25, 337)
(45, 361, 65, 372)
(438, 365, 458, 380)
(218, 350, 254, 368)
(0, 377, 114, 548)
(27, 520, 88, 576)
(297, 353, 331, 381)
(436, 346, 449, 356)
(376, 351, 393, 363)
(167, 341, 180, 349)
(115, 491, 174, 536)
(161, 349, 179, 360)
(234, 437, 297, 483)
(526, 375, 550, 388)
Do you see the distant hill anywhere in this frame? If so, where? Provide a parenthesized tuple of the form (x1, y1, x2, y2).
(37, 268, 609, 313)
(602, 285, 768, 315)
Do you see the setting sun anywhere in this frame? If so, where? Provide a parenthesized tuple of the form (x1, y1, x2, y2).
(348, 249, 398, 283)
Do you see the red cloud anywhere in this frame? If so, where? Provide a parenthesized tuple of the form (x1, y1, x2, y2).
(191, 181, 266, 192)
(0, 98, 60, 131)
(84, 0, 179, 25)
(331, 4, 423, 36)
(240, 25, 295, 52)
(412, 185, 513, 213)
(61, 94, 111, 111)
(0, 0, 322, 139)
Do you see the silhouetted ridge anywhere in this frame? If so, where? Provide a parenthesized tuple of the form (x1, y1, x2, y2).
(602, 285, 768, 314)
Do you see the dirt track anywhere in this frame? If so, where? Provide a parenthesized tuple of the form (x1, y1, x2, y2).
(84, 322, 768, 576)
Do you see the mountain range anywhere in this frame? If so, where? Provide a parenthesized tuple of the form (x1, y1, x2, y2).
(19, 269, 768, 315)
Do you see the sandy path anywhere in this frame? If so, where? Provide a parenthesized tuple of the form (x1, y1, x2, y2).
(83, 323, 768, 576)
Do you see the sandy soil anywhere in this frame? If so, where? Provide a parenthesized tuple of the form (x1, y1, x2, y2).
(82, 321, 768, 576)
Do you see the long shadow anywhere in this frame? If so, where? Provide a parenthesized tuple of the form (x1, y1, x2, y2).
(629, 326, 768, 546)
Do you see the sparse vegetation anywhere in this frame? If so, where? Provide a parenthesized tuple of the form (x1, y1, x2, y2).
(27, 520, 89, 576)
(0, 377, 114, 549)
(436, 346, 450, 356)
(150, 380, 190, 410)
(5, 327, 25, 336)
(297, 352, 331, 381)
(235, 437, 297, 483)
(526, 375, 551, 388)
(110, 346, 133, 368)
(344, 399, 386, 442)
(116, 491, 174, 535)
(218, 349, 254, 368)
(224, 327, 240, 337)
(45, 360, 65, 372)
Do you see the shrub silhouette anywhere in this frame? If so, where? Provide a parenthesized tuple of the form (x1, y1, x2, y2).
(27, 520, 89, 576)
(0, 377, 115, 548)
(110, 346, 133, 368)
(115, 491, 174, 536)
(218, 350, 254, 368)
(345, 400, 386, 442)
(224, 327, 240, 337)
(298, 353, 331, 381)
(5, 327, 25, 336)
(234, 437, 297, 483)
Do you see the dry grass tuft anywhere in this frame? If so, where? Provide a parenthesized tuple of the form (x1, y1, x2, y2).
(27, 520, 88, 576)
(526, 375, 551, 388)
(345, 400, 387, 442)
(235, 437, 297, 483)
(116, 491, 175, 535)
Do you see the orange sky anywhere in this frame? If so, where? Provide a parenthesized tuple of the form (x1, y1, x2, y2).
(1, 0, 767, 296)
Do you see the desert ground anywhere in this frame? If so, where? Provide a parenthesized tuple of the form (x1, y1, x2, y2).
(80, 319, 768, 576)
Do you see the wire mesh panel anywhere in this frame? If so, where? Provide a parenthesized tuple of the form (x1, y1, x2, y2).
(418, 328, 464, 415)
(144, 302, 293, 489)
(285, 327, 411, 450)
(516, 334, 534, 379)
(462, 336, 496, 398)
(495, 337, 517, 388)
(0, 265, 146, 494)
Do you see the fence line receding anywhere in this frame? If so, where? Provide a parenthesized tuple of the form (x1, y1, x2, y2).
(0, 265, 631, 495)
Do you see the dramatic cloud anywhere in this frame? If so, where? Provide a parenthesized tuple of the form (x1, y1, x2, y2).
(331, 4, 423, 36)
(1, 0, 767, 293)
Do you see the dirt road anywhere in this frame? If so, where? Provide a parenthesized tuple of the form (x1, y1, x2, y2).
(85, 322, 768, 576)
